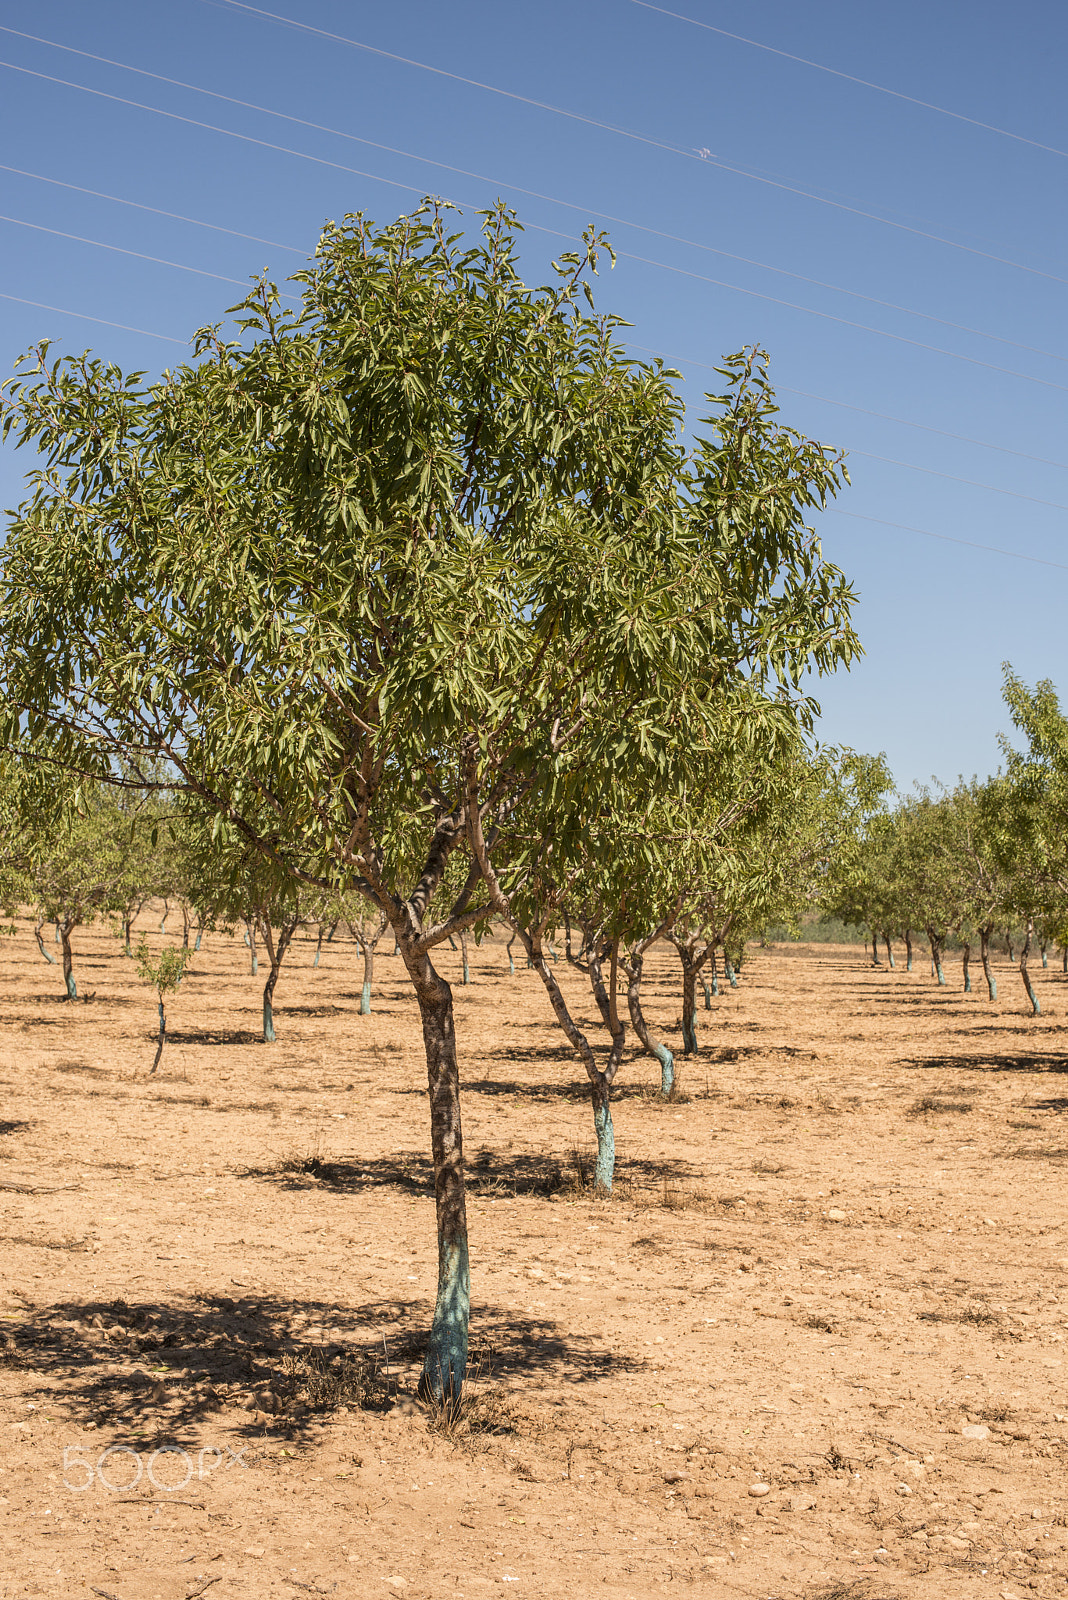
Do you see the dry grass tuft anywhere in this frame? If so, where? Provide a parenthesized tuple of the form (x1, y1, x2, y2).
(908, 1095, 974, 1116)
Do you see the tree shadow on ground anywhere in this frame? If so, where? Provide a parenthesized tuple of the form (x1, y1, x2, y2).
(0, 1119, 31, 1138)
(0, 1290, 631, 1446)
(235, 1146, 703, 1198)
(899, 1053, 1068, 1075)
(164, 1029, 266, 1047)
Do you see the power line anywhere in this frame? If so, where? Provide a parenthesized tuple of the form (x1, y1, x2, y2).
(631, 344, 1068, 472)
(5, 59, 1064, 399)
(0, 164, 305, 255)
(629, 1, 1068, 162)
(846, 450, 1068, 513)
(9, 159, 1066, 478)
(1, 293, 1060, 574)
(619, 249, 1068, 394)
(0, 213, 261, 290)
(3, 30, 1062, 368)
(198, 2, 1068, 287)
(774, 384, 1068, 474)
(830, 509, 1068, 574)
(0, 60, 430, 203)
(0, 290, 187, 344)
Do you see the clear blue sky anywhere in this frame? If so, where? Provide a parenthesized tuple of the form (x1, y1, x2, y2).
(2, 0, 1066, 792)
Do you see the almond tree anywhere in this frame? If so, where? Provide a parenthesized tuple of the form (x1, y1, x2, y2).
(0, 204, 857, 1402)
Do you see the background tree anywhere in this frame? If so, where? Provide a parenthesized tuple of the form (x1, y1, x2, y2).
(0, 204, 857, 1404)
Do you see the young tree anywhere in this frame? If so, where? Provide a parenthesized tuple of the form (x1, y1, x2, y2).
(0, 204, 857, 1402)
(136, 937, 191, 1072)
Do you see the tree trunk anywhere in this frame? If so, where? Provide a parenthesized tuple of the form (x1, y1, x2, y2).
(460, 930, 470, 986)
(1007, 934, 1015, 962)
(150, 998, 166, 1074)
(247, 920, 258, 977)
(679, 952, 698, 1055)
(34, 918, 56, 965)
(263, 961, 280, 1041)
(159, 900, 169, 935)
(927, 928, 945, 986)
(313, 925, 324, 968)
(702, 978, 712, 1009)
(884, 934, 895, 969)
(980, 926, 997, 999)
(524, 931, 617, 1192)
(1041, 941, 1048, 969)
(60, 922, 76, 999)
(871, 933, 882, 966)
(625, 951, 675, 1099)
(725, 953, 738, 988)
(506, 935, 516, 976)
(904, 929, 913, 972)
(710, 949, 719, 997)
(1020, 917, 1041, 1016)
(260, 923, 293, 1042)
(591, 1073, 615, 1193)
(361, 941, 374, 1015)
(962, 941, 971, 993)
(398, 941, 469, 1407)
(123, 914, 133, 956)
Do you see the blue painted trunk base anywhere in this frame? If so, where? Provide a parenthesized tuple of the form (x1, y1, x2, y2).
(263, 999, 275, 1042)
(702, 981, 711, 1009)
(656, 1043, 675, 1099)
(360, 981, 371, 1015)
(594, 1099, 615, 1192)
(65, 972, 77, 1000)
(421, 1236, 470, 1404)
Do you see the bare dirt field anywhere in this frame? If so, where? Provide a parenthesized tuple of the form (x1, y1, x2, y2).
(1, 917, 1067, 1600)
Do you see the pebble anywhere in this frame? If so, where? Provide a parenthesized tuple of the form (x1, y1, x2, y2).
(826, 1208, 847, 1222)
(663, 1470, 690, 1484)
(785, 1494, 816, 1512)
(244, 1545, 265, 1558)
(895, 1483, 913, 1496)
(961, 1423, 989, 1441)
(748, 1483, 770, 1498)
(386, 1581, 409, 1593)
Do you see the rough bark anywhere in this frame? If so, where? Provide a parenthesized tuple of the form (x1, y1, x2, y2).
(399, 939, 469, 1405)
(962, 941, 971, 993)
(460, 929, 470, 986)
(927, 927, 945, 986)
(679, 951, 698, 1055)
(884, 934, 895, 969)
(904, 928, 913, 972)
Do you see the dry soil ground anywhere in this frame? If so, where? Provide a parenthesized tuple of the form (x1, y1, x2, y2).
(1, 918, 1068, 1600)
